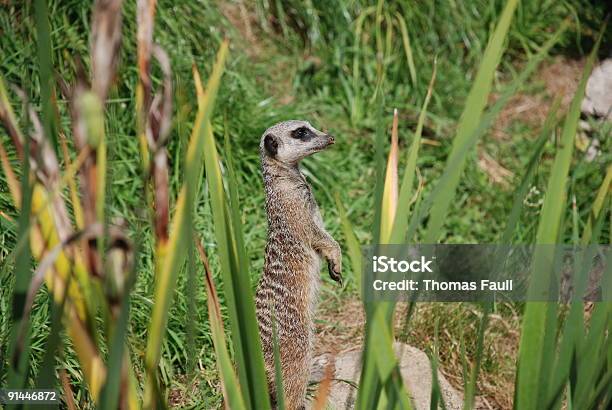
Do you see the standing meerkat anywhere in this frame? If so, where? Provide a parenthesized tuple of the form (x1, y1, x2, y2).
(255, 120, 342, 409)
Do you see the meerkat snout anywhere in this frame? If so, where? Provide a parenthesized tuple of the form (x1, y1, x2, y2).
(260, 120, 334, 164)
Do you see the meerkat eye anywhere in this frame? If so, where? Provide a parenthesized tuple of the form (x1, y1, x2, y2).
(291, 127, 310, 140)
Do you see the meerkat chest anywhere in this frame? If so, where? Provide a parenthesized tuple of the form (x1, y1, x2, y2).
(300, 180, 321, 214)
(301, 184, 326, 233)
(311, 202, 324, 228)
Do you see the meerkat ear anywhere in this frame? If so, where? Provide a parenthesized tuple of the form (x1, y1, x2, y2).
(264, 134, 279, 157)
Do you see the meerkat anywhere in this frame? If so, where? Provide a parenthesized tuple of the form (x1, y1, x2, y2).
(255, 120, 342, 410)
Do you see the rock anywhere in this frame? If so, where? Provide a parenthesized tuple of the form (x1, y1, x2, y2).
(581, 59, 612, 120)
(325, 343, 463, 410)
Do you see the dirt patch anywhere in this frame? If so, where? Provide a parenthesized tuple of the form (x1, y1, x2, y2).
(539, 56, 584, 108)
(491, 56, 584, 140)
(482, 56, 584, 188)
(315, 296, 365, 356)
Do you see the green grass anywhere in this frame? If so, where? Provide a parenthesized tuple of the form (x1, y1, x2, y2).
(0, 0, 610, 408)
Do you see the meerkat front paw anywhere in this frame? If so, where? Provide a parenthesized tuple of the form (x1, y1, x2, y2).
(327, 253, 342, 286)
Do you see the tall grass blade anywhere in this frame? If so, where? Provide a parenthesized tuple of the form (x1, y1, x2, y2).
(99, 252, 138, 410)
(406, 20, 567, 243)
(515, 22, 605, 410)
(546, 186, 609, 408)
(203, 125, 271, 409)
(335, 195, 362, 292)
(563, 203, 608, 409)
(196, 239, 246, 410)
(33, 0, 57, 152)
(6, 113, 32, 394)
(371, 96, 387, 246)
(0, 142, 21, 206)
(424, 0, 519, 243)
(430, 321, 444, 410)
(185, 239, 197, 377)
(573, 295, 610, 407)
(500, 97, 561, 244)
(271, 311, 286, 410)
(0, 75, 25, 157)
(357, 307, 412, 410)
(390, 61, 436, 244)
(60, 369, 78, 410)
(34, 271, 71, 396)
(395, 13, 417, 87)
(222, 119, 249, 288)
(143, 41, 228, 407)
(58, 131, 84, 228)
(201, 46, 270, 407)
(356, 94, 396, 410)
(462, 304, 491, 410)
(380, 109, 399, 242)
(581, 164, 611, 244)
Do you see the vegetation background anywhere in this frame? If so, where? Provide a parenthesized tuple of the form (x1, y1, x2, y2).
(0, 0, 610, 408)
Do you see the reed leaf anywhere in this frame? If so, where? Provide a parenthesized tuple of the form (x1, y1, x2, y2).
(515, 22, 605, 410)
(33, 0, 57, 153)
(335, 194, 362, 292)
(271, 311, 286, 410)
(500, 97, 561, 244)
(406, 19, 567, 244)
(0, 143, 20, 206)
(573, 288, 610, 407)
(202, 112, 271, 409)
(58, 132, 84, 229)
(356, 95, 398, 409)
(1, 81, 104, 397)
(370, 97, 387, 246)
(6, 108, 32, 395)
(99, 255, 138, 410)
(546, 203, 608, 409)
(462, 304, 491, 410)
(9, 182, 106, 400)
(380, 109, 399, 242)
(143, 41, 228, 407)
(196, 238, 246, 410)
(390, 60, 436, 244)
(581, 164, 611, 245)
(423, 0, 519, 243)
(197, 41, 270, 409)
(395, 12, 417, 87)
(356, 305, 412, 410)
(0, 75, 25, 158)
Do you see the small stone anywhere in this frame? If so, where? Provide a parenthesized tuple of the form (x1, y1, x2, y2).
(325, 343, 463, 409)
(581, 59, 612, 120)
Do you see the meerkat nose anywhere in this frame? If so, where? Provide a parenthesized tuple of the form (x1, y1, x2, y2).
(327, 134, 335, 144)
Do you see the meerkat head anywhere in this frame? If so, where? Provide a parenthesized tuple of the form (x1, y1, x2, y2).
(260, 120, 335, 164)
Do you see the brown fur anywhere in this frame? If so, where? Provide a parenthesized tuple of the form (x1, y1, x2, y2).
(256, 120, 342, 409)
